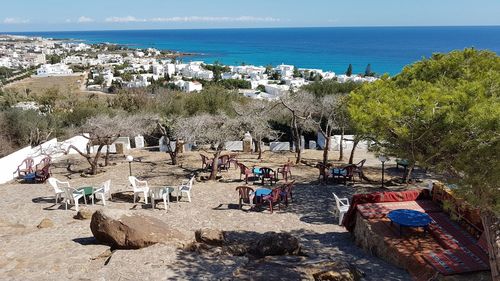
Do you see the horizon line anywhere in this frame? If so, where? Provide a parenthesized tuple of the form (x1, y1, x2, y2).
(2, 24, 500, 34)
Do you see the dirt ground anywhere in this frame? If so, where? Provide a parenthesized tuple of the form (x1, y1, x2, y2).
(0, 148, 430, 280)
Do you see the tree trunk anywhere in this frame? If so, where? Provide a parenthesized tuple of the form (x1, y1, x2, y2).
(257, 138, 263, 160)
(338, 127, 345, 161)
(403, 162, 414, 183)
(480, 210, 500, 281)
(291, 116, 302, 164)
(209, 150, 221, 180)
(168, 151, 178, 165)
(323, 135, 330, 165)
(91, 144, 105, 175)
(104, 144, 110, 166)
(348, 138, 360, 164)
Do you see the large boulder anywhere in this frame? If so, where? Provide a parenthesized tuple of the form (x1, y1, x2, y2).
(195, 229, 226, 246)
(248, 232, 301, 257)
(90, 209, 188, 249)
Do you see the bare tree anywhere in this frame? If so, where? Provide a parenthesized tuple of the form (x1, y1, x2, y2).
(173, 113, 240, 180)
(233, 100, 280, 159)
(67, 113, 156, 175)
(156, 117, 181, 165)
(301, 93, 345, 165)
(280, 92, 316, 164)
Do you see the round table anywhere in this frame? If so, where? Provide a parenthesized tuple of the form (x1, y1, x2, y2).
(387, 209, 432, 236)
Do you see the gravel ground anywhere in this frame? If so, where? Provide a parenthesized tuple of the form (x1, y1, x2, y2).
(0, 149, 418, 280)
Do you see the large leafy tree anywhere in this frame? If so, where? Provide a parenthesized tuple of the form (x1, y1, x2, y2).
(349, 49, 500, 278)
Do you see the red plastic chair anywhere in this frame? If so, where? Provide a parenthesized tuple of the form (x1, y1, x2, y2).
(200, 154, 213, 170)
(218, 155, 230, 171)
(277, 163, 292, 182)
(237, 163, 252, 184)
(281, 180, 296, 205)
(334, 165, 355, 185)
(14, 157, 34, 178)
(235, 186, 254, 209)
(262, 188, 282, 213)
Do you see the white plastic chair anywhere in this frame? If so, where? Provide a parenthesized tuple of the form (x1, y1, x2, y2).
(92, 180, 112, 206)
(178, 176, 195, 202)
(150, 187, 171, 211)
(48, 177, 67, 204)
(129, 176, 149, 204)
(63, 186, 87, 211)
(333, 193, 350, 226)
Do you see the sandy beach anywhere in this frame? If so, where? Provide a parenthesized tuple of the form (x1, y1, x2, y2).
(0, 149, 417, 280)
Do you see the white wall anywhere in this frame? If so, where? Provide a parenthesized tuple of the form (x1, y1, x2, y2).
(0, 146, 33, 184)
(0, 135, 90, 185)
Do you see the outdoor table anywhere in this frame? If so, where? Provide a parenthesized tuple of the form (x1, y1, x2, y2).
(77, 186, 94, 204)
(23, 173, 36, 183)
(149, 186, 176, 209)
(331, 168, 347, 183)
(387, 209, 432, 236)
(251, 188, 272, 206)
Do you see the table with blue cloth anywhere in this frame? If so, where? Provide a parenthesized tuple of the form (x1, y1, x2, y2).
(387, 209, 432, 236)
(252, 188, 272, 205)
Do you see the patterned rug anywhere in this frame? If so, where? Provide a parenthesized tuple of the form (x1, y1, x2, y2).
(357, 200, 442, 219)
(423, 213, 489, 275)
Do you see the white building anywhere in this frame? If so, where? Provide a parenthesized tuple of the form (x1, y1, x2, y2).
(275, 64, 295, 78)
(152, 64, 164, 76)
(174, 80, 203, 92)
(36, 63, 73, 76)
(264, 84, 290, 96)
(222, 72, 242, 80)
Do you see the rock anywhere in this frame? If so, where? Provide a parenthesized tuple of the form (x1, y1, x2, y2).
(310, 261, 363, 281)
(90, 209, 188, 249)
(74, 208, 93, 220)
(37, 218, 54, 229)
(248, 232, 301, 257)
(195, 229, 226, 246)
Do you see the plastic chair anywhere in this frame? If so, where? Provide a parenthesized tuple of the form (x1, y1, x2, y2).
(92, 180, 112, 206)
(236, 186, 254, 209)
(13, 157, 34, 178)
(333, 193, 350, 225)
(218, 155, 230, 171)
(150, 187, 170, 211)
(281, 180, 296, 205)
(178, 176, 195, 202)
(237, 163, 252, 184)
(354, 159, 366, 181)
(260, 167, 277, 185)
(48, 177, 67, 204)
(63, 186, 87, 211)
(262, 188, 282, 213)
(200, 154, 213, 170)
(277, 163, 292, 182)
(128, 176, 149, 204)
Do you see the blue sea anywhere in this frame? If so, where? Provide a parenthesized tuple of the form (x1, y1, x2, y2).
(11, 26, 500, 75)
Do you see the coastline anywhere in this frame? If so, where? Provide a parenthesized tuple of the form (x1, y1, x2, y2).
(6, 26, 500, 75)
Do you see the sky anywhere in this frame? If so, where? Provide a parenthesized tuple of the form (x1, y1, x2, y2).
(1, 0, 500, 32)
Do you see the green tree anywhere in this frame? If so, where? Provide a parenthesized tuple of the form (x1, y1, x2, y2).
(349, 49, 500, 278)
(364, 64, 374, 76)
(345, 64, 353, 77)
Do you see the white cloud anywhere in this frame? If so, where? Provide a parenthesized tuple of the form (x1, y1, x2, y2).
(105, 16, 146, 23)
(77, 16, 94, 23)
(3, 17, 30, 24)
(104, 15, 281, 23)
(150, 16, 281, 23)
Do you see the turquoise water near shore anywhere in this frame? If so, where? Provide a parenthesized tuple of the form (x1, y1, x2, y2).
(12, 26, 500, 75)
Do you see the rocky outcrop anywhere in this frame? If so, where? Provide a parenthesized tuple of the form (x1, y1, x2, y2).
(90, 209, 188, 249)
(195, 229, 226, 246)
(74, 209, 93, 220)
(248, 232, 301, 257)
